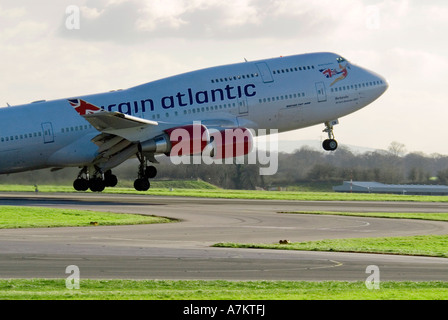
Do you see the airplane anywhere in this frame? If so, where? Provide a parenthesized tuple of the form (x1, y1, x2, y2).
(0, 52, 388, 192)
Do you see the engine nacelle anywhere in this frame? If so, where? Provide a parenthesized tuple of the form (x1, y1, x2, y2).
(140, 134, 171, 154)
(140, 123, 210, 156)
(206, 128, 254, 159)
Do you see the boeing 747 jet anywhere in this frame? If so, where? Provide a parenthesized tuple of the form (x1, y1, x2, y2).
(0, 52, 388, 191)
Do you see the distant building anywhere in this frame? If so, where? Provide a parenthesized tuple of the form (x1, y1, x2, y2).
(333, 181, 448, 196)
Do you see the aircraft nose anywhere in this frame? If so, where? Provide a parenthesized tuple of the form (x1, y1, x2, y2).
(379, 74, 389, 94)
(369, 70, 389, 97)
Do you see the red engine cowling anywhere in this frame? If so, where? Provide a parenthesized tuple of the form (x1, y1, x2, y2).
(165, 123, 210, 156)
(207, 128, 254, 159)
(140, 123, 210, 156)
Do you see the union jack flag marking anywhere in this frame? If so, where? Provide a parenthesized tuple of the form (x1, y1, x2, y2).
(320, 68, 337, 78)
(68, 99, 102, 116)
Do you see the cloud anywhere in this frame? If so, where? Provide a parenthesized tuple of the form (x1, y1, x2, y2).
(0, 21, 48, 43)
(0, 5, 26, 19)
(57, 0, 374, 43)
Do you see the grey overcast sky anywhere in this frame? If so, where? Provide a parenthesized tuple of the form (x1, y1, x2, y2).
(1, 0, 447, 154)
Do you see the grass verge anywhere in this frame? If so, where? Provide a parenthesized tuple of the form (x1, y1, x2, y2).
(2, 184, 448, 202)
(214, 235, 448, 258)
(2, 279, 448, 300)
(281, 210, 448, 222)
(214, 211, 448, 258)
(0, 206, 173, 229)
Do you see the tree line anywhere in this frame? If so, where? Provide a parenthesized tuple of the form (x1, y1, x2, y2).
(2, 142, 448, 190)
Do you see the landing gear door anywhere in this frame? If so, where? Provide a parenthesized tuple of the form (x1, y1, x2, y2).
(315, 82, 327, 102)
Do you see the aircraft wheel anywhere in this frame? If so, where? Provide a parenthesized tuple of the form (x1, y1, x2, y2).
(134, 178, 150, 191)
(323, 139, 338, 151)
(145, 166, 157, 179)
(73, 178, 89, 191)
(89, 178, 105, 192)
(104, 173, 118, 187)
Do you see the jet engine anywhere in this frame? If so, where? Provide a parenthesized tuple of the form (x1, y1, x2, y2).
(140, 123, 210, 156)
(206, 127, 254, 159)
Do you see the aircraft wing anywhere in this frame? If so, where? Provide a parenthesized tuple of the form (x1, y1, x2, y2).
(67, 98, 244, 169)
(68, 98, 158, 134)
(68, 98, 161, 168)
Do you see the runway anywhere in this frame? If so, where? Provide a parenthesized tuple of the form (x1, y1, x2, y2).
(1, 192, 448, 281)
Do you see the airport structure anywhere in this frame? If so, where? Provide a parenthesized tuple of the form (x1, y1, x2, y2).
(333, 181, 448, 196)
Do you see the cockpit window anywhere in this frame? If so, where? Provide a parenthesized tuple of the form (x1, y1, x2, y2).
(336, 56, 347, 63)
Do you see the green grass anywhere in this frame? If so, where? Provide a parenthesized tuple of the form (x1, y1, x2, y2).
(116, 179, 220, 190)
(282, 210, 448, 222)
(0, 206, 173, 229)
(214, 235, 448, 258)
(1, 279, 448, 300)
(1, 184, 448, 202)
(214, 211, 448, 258)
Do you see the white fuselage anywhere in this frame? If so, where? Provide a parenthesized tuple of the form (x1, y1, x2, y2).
(0, 52, 388, 174)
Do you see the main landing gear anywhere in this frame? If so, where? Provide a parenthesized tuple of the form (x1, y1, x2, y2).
(73, 161, 157, 192)
(322, 120, 338, 152)
(73, 167, 118, 192)
(134, 152, 157, 191)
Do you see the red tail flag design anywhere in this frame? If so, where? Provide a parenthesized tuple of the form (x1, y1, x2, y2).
(68, 99, 102, 115)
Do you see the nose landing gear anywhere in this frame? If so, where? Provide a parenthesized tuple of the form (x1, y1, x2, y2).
(322, 120, 338, 151)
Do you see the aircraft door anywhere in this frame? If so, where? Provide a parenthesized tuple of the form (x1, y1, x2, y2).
(315, 82, 327, 102)
(41, 122, 54, 144)
(256, 62, 274, 83)
(238, 97, 248, 114)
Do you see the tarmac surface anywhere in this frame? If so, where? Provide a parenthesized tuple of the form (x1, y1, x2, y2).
(1, 192, 448, 281)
